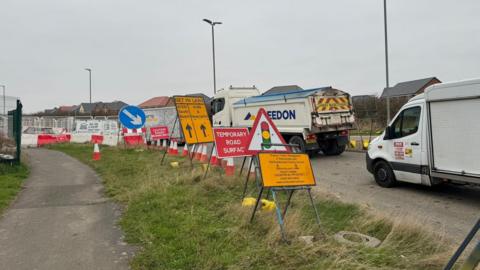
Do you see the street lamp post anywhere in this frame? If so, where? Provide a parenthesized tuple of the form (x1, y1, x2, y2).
(85, 68, 92, 103)
(383, 0, 391, 124)
(203, 19, 222, 95)
(0, 85, 5, 115)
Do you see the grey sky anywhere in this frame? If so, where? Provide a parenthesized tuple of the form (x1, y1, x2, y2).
(1, 0, 479, 113)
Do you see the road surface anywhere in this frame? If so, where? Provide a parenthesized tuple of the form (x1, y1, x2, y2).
(310, 151, 480, 244)
(0, 149, 134, 270)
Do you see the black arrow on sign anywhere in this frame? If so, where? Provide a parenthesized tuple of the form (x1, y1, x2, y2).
(200, 124, 207, 137)
(186, 124, 193, 138)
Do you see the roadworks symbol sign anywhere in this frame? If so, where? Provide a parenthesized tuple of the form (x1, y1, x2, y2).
(173, 96, 214, 144)
(245, 108, 288, 154)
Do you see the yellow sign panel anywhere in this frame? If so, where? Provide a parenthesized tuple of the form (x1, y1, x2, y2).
(258, 153, 316, 187)
(174, 96, 214, 144)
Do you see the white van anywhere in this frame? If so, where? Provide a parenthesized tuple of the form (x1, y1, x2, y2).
(367, 79, 480, 187)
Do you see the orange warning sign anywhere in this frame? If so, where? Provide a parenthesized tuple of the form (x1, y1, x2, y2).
(258, 153, 316, 187)
(174, 96, 214, 144)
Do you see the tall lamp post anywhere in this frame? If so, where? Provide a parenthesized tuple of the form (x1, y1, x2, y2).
(383, 0, 391, 124)
(0, 85, 5, 115)
(85, 68, 92, 103)
(203, 19, 222, 95)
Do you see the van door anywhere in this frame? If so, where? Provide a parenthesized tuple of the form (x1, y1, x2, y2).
(386, 105, 423, 184)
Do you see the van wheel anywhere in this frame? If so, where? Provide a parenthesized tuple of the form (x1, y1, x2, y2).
(288, 136, 306, 153)
(373, 161, 396, 188)
(323, 141, 346, 156)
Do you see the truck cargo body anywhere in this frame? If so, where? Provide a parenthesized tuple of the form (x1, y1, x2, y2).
(143, 106, 183, 142)
(212, 86, 355, 155)
(367, 78, 480, 187)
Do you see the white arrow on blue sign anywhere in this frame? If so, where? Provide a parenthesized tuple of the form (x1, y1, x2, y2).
(118, 105, 146, 129)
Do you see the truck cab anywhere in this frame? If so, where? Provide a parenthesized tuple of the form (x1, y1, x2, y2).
(211, 86, 260, 127)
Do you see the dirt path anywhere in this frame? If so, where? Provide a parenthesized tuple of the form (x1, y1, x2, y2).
(0, 149, 134, 270)
(311, 151, 480, 244)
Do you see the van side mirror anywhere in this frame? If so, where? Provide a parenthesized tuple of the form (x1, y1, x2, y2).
(384, 126, 393, 140)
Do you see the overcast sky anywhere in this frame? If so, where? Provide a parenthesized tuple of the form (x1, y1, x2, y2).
(1, 0, 479, 113)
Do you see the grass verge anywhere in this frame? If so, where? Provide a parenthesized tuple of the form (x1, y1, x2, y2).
(0, 162, 29, 214)
(50, 143, 451, 270)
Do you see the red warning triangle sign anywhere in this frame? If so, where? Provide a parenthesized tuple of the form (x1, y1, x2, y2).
(246, 108, 289, 154)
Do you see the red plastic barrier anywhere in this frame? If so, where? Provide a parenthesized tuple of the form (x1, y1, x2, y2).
(90, 134, 104, 144)
(56, 134, 71, 143)
(124, 135, 144, 145)
(37, 134, 57, 147)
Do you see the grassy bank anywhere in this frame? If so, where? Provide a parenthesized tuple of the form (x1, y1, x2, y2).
(0, 163, 29, 214)
(51, 143, 450, 269)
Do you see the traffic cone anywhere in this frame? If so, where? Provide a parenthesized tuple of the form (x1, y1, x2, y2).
(171, 140, 179, 155)
(182, 143, 189, 157)
(168, 140, 173, 155)
(249, 158, 256, 178)
(210, 147, 219, 166)
(225, 157, 235, 176)
(92, 143, 101, 161)
(162, 139, 168, 151)
(157, 140, 161, 148)
(221, 158, 228, 168)
(194, 144, 203, 161)
(200, 144, 209, 163)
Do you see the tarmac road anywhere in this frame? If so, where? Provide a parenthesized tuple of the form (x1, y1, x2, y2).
(0, 149, 134, 270)
(310, 151, 480, 244)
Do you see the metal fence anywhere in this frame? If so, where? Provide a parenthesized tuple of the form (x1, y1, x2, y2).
(1, 99, 22, 164)
(22, 115, 119, 133)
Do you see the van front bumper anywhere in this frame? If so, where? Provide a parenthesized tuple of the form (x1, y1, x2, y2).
(366, 153, 374, 174)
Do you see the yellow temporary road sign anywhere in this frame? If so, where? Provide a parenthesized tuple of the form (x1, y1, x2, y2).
(258, 153, 316, 187)
(174, 96, 214, 144)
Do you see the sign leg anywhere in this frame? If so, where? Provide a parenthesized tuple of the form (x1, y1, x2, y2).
(307, 188, 321, 225)
(282, 190, 295, 220)
(271, 189, 288, 243)
(444, 218, 480, 270)
(203, 143, 215, 180)
(460, 241, 480, 270)
(250, 187, 264, 223)
(242, 158, 254, 199)
(239, 156, 247, 176)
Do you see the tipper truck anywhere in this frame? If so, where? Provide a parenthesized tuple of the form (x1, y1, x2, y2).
(367, 78, 480, 187)
(211, 86, 355, 155)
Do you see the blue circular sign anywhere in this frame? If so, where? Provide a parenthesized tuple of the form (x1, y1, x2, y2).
(118, 105, 146, 129)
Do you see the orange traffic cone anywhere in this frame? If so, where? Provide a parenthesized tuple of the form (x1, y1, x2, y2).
(200, 144, 209, 163)
(162, 139, 168, 151)
(182, 143, 189, 157)
(225, 157, 235, 176)
(171, 140, 179, 155)
(249, 158, 256, 178)
(194, 144, 203, 161)
(168, 140, 173, 155)
(210, 147, 219, 166)
(92, 143, 101, 161)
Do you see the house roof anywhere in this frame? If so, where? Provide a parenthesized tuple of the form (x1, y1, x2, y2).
(58, 105, 77, 112)
(78, 103, 97, 113)
(263, 85, 303, 96)
(381, 77, 441, 98)
(139, 96, 171, 108)
(104, 101, 127, 111)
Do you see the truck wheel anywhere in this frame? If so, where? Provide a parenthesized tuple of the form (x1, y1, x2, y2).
(373, 161, 396, 188)
(323, 142, 346, 156)
(288, 136, 306, 153)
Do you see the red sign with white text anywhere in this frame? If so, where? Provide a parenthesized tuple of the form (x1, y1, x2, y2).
(214, 127, 250, 158)
(150, 126, 169, 140)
